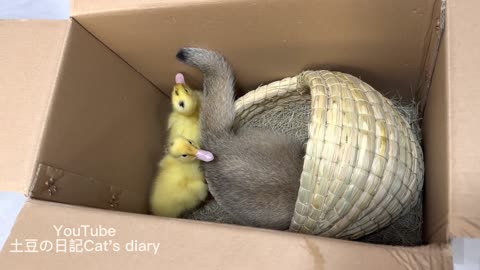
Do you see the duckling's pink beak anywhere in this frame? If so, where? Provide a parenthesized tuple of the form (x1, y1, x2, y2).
(196, 149, 214, 162)
(175, 73, 185, 84)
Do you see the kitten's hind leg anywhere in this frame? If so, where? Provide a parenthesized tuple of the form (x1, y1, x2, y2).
(176, 48, 236, 137)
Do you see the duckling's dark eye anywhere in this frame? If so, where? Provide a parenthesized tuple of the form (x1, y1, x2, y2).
(185, 89, 189, 94)
(181, 154, 187, 157)
(175, 90, 179, 96)
(188, 140, 193, 145)
(179, 101, 184, 108)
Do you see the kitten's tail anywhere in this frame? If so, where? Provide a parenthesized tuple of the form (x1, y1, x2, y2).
(176, 48, 235, 138)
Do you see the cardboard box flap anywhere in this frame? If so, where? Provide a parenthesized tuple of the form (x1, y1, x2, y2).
(447, 1, 480, 238)
(423, 37, 449, 243)
(1, 200, 452, 270)
(24, 20, 170, 214)
(72, 0, 437, 99)
(72, 0, 222, 15)
(0, 20, 70, 194)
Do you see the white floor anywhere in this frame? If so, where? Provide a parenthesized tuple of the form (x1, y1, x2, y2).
(0, 0, 68, 19)
(0, 192, 25, 250)
(0, 0, 478, 269)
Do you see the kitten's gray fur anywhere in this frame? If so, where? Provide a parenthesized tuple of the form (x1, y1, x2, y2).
(176, 48, 304, 230)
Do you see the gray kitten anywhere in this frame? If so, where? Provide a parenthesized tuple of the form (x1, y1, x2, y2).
(176, 48, 304, 230)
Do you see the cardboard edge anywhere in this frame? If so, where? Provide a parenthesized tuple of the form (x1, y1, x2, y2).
(1, 200, 453, 270)
(71, 0, 249, 17)
(450, 218, 480, 239)
(26, 21, 72, 197)
(422, 26, 451, 243)
(0, 20, 71, 194)
(417, 0, 446, 110)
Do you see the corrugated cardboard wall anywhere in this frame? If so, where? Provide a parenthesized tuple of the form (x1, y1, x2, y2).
(73, 0, 436, 98)
(0, 20, 70, 193)
(30, 20, 170, 213)
(423, 36, 449, 243)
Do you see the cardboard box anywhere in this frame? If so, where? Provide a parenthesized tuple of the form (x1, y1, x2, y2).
(0, 0, 478, 269)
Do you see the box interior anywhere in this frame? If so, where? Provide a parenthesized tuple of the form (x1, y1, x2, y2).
(30, 21, 170, 213)
(73, 0, 439, 100)
(24, 0, 448, 246)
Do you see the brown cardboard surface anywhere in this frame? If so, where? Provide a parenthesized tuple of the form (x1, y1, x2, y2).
(423, 36, 449, 243)
(30, 20, 170, 213)
(0, 20, 70, 193)
(417, 0, 445, 108)
(446, 0, 480, 238)
(72, 0, 436, 98)
(0, 200, 453, 270)
(72, 0, 212, 15)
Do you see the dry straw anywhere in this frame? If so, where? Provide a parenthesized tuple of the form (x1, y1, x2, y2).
(234, 70, 424, 239)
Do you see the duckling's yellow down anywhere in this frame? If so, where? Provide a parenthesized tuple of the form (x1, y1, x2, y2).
(168, 83, 202, 145)
(150, 137, 208, 217)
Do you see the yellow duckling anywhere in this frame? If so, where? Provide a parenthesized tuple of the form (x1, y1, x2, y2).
(168, 73, 202, 145)
(150, 136, 214, 217)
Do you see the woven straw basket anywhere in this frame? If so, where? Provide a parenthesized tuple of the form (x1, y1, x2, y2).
(233, 70, 424, 239)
